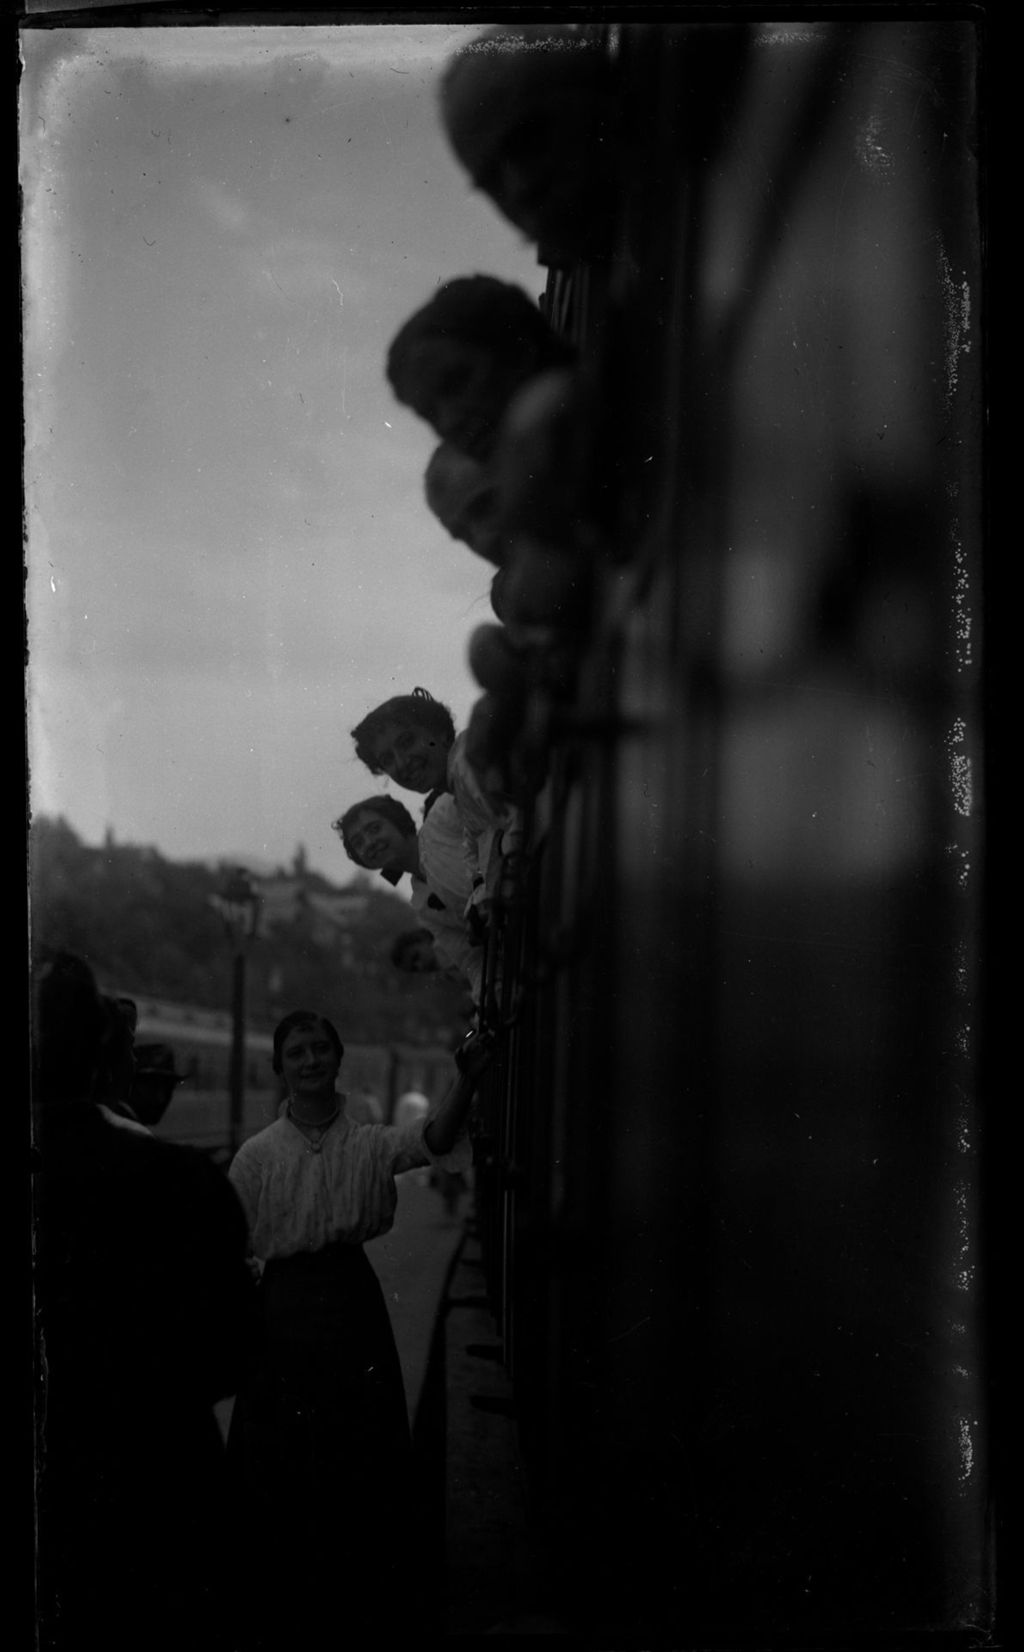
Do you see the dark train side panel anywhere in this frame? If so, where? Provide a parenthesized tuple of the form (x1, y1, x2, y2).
(477, 21, 985, 1640)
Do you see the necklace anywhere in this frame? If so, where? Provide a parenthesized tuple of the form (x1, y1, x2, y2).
(288, 1100, 341, 1154)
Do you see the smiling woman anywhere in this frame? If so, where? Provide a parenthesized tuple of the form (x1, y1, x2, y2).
(225, 1009, 493, 1644)
(333, 793, 419, 871)
(350, 686, 457, 791)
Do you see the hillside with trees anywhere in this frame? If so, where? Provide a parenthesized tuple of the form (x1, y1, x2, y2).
(29, 816, 471, 1047)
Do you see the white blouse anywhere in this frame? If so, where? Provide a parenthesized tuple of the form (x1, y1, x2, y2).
(228, 1102, 469, 1262)
(410, 878, 485, 1002)
(446, 731, 523, 902)
(417, 791, 474, 916)
(415, 790, 487, 999)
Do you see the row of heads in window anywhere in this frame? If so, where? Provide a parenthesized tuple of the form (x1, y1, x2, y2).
(341, 30, 616, 900)
(390, 26, 616, 623)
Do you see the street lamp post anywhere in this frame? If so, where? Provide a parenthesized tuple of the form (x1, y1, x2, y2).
(217, 868, 262, 1159)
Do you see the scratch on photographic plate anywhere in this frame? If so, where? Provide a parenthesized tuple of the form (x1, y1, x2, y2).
(939, 243, 971, 409)
(957, 1414, 976, 1493)
(946, 718, 972, 817)
(855, 109, 895, 176)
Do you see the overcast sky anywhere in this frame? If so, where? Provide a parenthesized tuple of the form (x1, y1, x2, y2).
(23, 22, 542, 880)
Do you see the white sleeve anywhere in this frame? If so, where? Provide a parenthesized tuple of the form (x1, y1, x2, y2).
(386, 1117, 471, 1176)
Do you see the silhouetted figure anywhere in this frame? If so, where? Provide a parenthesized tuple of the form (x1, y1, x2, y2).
(495, 367, 600, 552)
(468, 620, 532, 704)
(463, 687, 551, 802)
(490, 540, 590, 655)
(483, 367, 599, 736)
(32, 953, 258, 1652)
(385, 275, 574, 462)
(440, 25, 616, 265)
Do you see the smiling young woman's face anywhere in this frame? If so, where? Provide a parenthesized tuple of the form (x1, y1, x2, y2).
(279, 1020, 341, 1101)
(368, 721, 450, 793)
(345, 809, 411, 870)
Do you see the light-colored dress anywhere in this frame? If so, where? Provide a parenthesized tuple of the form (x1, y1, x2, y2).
(417, 789, 474, 913)
(416, 789, 487, 999)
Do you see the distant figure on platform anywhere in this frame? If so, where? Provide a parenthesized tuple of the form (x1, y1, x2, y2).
(440, 24, 616, 265)
(393, 1086, 431, 1129)
(129, 1041, 186, 1128)
(393, 1086, 433, 1188)
(424, 441, 506, 567)
(346, 1085, 385, 1125)
(433, 1162, 468, 1219)
(32, 953, 258, 1652)
(225, 1011, 493, 1644)
(95, 993, 149, 1133)
(385, 275, 574, 463)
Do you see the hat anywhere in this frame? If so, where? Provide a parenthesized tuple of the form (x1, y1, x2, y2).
(132, 1043, 186, 1084)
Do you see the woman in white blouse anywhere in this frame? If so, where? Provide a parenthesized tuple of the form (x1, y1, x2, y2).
(225, 1009, 491, 1644)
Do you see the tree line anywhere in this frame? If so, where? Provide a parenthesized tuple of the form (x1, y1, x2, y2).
(29, 816, 470, 1047)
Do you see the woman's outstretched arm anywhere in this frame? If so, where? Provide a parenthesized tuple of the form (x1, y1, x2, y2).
(423, 1028, 495, 1157)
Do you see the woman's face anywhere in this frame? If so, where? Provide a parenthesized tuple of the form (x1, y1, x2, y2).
(444, 477, 504, 566)
(466, 106, 608, 263)
(444, 50, 612, 263)
(346, 809, 411, 870)
(279, 1020, 341, 1101)
(428, 447, 505, 566)
(403, 338, 529, 461)
(369, 721, 450, 793)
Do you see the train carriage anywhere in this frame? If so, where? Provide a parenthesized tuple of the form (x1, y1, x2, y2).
(469, 19, 987, 1642)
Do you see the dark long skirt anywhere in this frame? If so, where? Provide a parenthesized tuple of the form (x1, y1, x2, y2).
(226, 1243, 421, 1646)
